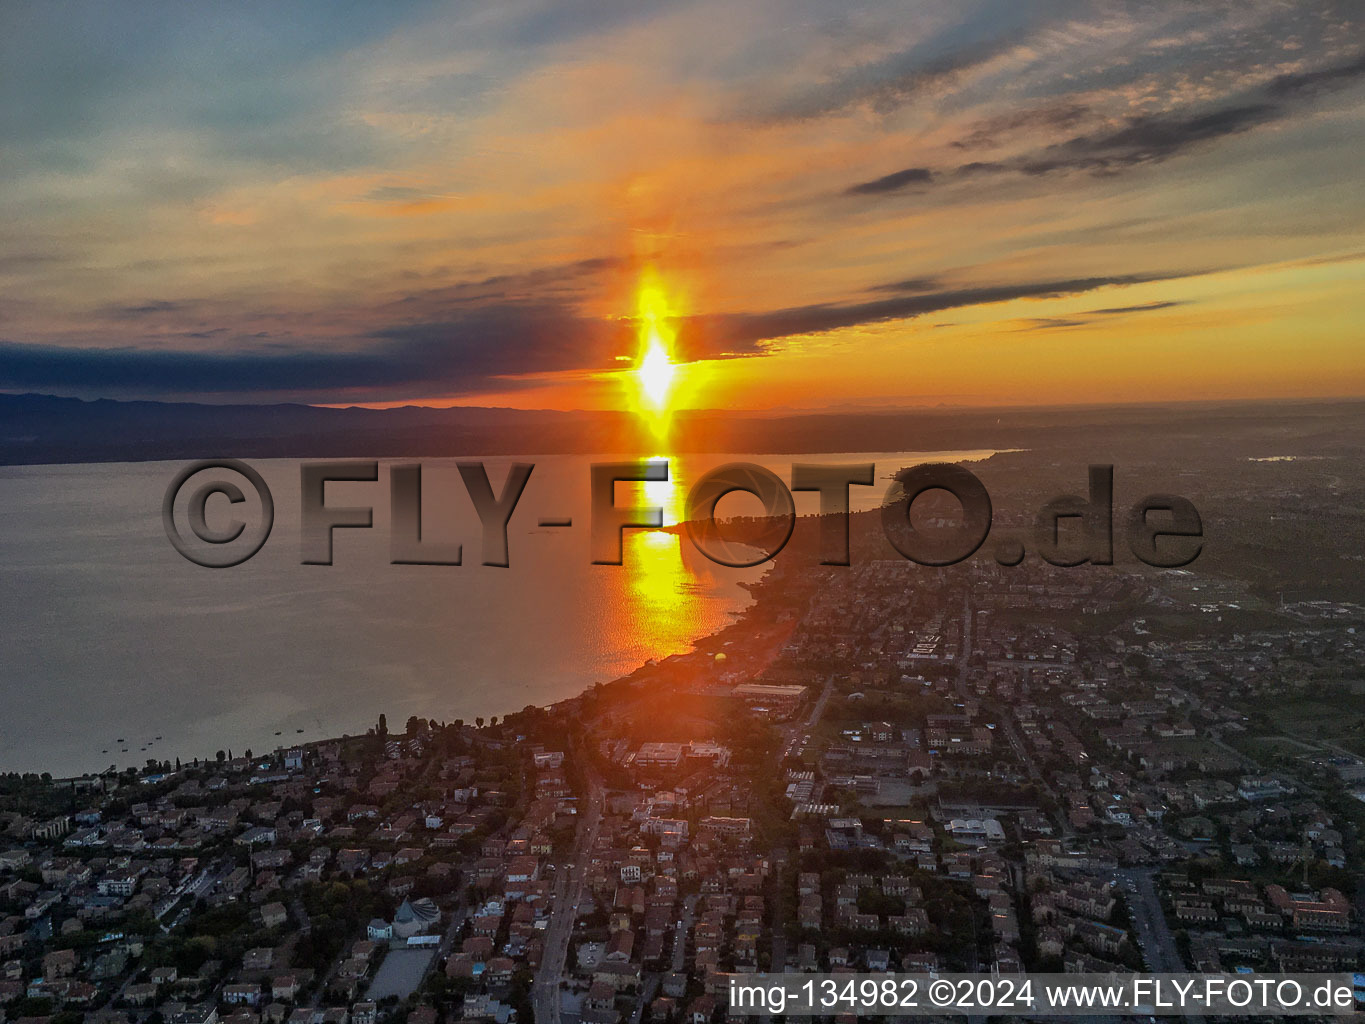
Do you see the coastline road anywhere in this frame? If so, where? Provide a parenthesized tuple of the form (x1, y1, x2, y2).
(803, 675, 834, 732)
(780, 674, 835, 760)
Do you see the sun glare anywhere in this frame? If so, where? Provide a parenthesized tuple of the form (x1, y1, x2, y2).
(639, 339, 674, 407)
(634, 269, 678, 422)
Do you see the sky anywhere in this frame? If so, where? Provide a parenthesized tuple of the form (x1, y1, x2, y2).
(0, 0, 1362, 410)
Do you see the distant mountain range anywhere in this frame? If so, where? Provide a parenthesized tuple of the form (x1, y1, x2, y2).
(1, 391, 1362, 465)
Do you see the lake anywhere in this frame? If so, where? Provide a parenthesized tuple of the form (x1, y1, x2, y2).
(0, 450, 997, 775)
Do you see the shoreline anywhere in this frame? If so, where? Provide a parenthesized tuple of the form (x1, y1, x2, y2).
(7, 448, 1015, 782)
(37, 573, 773, 786)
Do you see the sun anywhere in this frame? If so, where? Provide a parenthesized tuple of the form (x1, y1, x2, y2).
(633, 267, 678, 422)
(639, 333, 675, 408)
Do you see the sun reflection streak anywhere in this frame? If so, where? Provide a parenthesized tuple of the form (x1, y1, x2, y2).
(620, 455, 697, 654)
(619, 264, 703, 654)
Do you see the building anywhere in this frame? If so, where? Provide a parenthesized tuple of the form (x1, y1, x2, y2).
(392, 897, 441, 939)
(731, 683, 808, 718)
(634, 743, 685, 769)
(946, 818, 1006, 843)
(367, 917, 393, 942)
(259, 901, 288, 928)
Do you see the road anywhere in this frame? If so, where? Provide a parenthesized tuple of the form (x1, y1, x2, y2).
(436, 899, 470, 957)
(778, 673, 834, 760)
(998, 713, 1073, 839)
(952, 591, 1076, 839)
(954, 588, 974, 698)
(802, 676, 835, 732)
(532, 769, 605, 1024)
(1116, 868, 1182, 972)
(672, 894, 697, 973)
(628, 974, 659, 1024)
(158, 860, 229, 933)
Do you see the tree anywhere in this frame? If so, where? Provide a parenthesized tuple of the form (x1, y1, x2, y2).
(378, 713, 388, 737)
(216, 750, 226, 763)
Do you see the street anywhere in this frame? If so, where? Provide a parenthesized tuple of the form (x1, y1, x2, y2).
(1116, 868, 1182, 972)
(532, 769, 605, 1024)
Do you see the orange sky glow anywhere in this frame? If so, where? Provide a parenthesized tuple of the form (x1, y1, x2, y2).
(1, 2, 1362, 410)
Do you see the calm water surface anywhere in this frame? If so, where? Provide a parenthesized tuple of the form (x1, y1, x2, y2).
(0, 451, 996, 775)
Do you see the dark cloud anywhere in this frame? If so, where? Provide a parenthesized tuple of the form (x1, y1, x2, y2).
(1009, 299, 1185, 331)
(1012, 317, 1087, 330)
(463, 257, 620, 293)
(377, 257, 624, 312)
(1287, 249, 1365, 268)
(849, 103, 1276, 196)
(0, 250, 71, 273)
(867, 277, 941, 294)
(846, 51, 1365, 197)
(1081, 300, 1182, 315)
(0, 272, 1195, 401)
(0, 301, 625, 400)
(1264, 53, 1365, 98)
(0, 254, 634, 398)
(1016, 103, 1278, 175)
(949, 101, 1090, 150)
(675, 272, 1182, 357)
(845, 167, 934, 196)
(108, 300, 190, 318)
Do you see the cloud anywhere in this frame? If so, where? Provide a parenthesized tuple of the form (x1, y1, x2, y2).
(1264, 53, 1365, 99)
(1012, 317, 1087, 330)
(0, 250, 70, 274)
(846, 51, 1365, 196)
(949, 101, 1090, 150)
(363, 185, 431, 203)
(0, 2, 1361, 407)
(845, 167, 934, 196)
(845, 102, 1279, 195)
(1013, 103, 1278, 176)
(754, 0, 1062, 122)
(107, 300, 190, 318)
(0, 302, 623, 400)
(867, 277, 941, 294)
(0, 272, 1197, 400)
(1008, 299, 1185, 332)
(1081, 300, 1182, 316)
(849, 102, 1282, 195)
(675, 272, 1187, 357)
(768, 43, 1008, 121)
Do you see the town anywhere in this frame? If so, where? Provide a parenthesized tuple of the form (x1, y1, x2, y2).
(3, 514, 1365, 1023)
